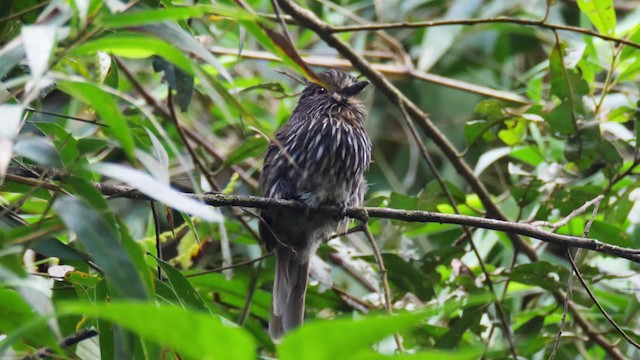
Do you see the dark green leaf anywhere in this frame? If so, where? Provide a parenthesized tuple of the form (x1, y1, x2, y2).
(53, 196, 148, 300)
(155, 256, 211, 312)
(152, 56, 194, 111)
(59, 301, 256, 360)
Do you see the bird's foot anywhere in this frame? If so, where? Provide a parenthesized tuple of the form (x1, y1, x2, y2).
(339, 204, 349, 218)
(294, 199, 312, 216)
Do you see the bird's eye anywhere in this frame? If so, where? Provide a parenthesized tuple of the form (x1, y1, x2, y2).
(316, 87, 326, 95)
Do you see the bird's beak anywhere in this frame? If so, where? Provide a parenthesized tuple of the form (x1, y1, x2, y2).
(342, 80, 370, 97)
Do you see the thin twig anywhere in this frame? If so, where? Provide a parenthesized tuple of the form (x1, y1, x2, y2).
(237, 260, 263, 326)
(604, 151, 640, 194)
(25, 108, 107, 127)
(150, 201, 163, 281)
(331, 285, 374, 311)
(185, 253, 272, 278)
(566, 249, 640, 351)
(330, 17, 640, 51)
(167, 88, 222, 192)
(362, 222, 403, 352)
(0, 1, 49, 24)
(549, 196, 602, 358)
(531, 195, 605, 230)
(33, 329, 98, 359)
(397, 103, 517, 359)
(270, 0, 296, 51)
(328, 253, 378, 293)
(550, 195, 640, 356)
(208, 46, 529, 104)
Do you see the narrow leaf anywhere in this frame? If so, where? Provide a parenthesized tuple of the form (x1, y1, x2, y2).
(53, 196, 148, 300)
(92, 163, 222, 222)
(576, 0, 616, 36)
(59, 302, 255, 360)
(57, 81, 135, 162)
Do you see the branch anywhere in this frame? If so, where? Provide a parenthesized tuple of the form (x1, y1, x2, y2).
(34, 329, 98, 359)
(6, 168, 640, 264)
(398, 101, 517, 358)
(330, 17, 640, 51)
(208, 45, 529, 104)
(362, 222, 403, 352)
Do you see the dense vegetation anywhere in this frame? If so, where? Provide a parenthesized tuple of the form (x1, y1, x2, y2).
(1, 0, 639, 359)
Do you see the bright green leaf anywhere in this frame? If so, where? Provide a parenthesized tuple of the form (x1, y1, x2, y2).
(57, 81, 136, 162)
(71, 32, 193, 75)
(59, 301, 255, 360)
(576, 0, 616, 36)
(53, 196, 148, 300)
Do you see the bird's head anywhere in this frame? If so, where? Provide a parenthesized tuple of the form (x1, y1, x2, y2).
(300, 70, 369, 107)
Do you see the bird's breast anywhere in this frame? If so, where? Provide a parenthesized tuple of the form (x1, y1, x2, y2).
(283, 115, 370, 206)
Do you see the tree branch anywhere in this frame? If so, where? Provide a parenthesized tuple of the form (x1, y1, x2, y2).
(330, 17, 640, 51)
(207, 45, 529, 104)
(362, 222, 403, 352)
(6, 168, 640, 264)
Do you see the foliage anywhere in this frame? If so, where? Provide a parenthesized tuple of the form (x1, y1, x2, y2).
(1, 0, 639, 359)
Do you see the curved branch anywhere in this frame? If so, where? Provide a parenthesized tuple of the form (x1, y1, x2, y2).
(331, 17, 640, 50)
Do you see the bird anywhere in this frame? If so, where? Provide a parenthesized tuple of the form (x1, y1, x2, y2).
(259, 69, 372, 340)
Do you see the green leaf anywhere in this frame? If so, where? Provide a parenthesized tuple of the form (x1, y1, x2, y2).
(576, 0, 616, 36)
(278, 309, 436, 360)
(510, 179, 542, 207)
(498, 118, 527, 146)
(463, 120, 495, 146)
(564, 125, 601, 166)
(389, 192, 418, 211)
(435, 306, 482, 349)
(155, 257, 211, 312)
(360, 254, 435, 301)
(64, 271, 101, 288)
(35, 123, 83, 169)
(0, 287, 57, 348)
(549, 44, 588, 113)
(13, 136, 63, 167)
(546, 102, 575, 135)
(59, 301, 255, 360)
(590, 220, 629, 246)
(225, 135, 268, 165)
(53, 196, 148, 300)
(71, 32, 193, 75)
(91, 163, 222, 222)
(358, 349, 482, 360)
(507, 262, 566, 292)
(188, 273, 271, 320)
(152, 57, 194, 111)
(3, 217, 91, 262)
(57, 81, 136, 162)
(98, 7, 207, 28)
(474, 100, 504, 121)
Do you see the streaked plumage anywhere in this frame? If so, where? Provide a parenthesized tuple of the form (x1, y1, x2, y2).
(259, 70, 371, 340)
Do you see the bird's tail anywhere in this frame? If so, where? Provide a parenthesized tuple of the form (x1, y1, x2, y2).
(269, 247, 310, 341)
